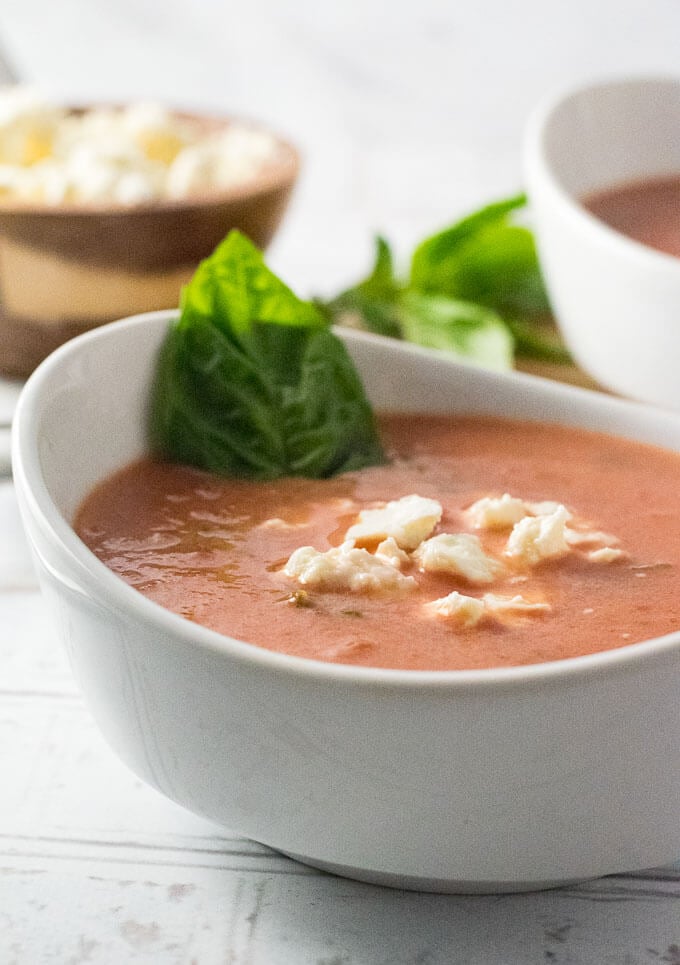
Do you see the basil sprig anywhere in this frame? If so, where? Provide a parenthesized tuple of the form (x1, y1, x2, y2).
(151, 231, 385, 480)
(324, 194, 570, 369)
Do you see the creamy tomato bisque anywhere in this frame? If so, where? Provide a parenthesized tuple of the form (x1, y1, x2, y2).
(75, 415, 680, 671)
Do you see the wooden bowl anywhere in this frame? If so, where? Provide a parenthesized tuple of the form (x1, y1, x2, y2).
(0, 111, 300, 377)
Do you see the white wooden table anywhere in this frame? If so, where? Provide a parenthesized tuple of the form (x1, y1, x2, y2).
(3, 0, 680, 958)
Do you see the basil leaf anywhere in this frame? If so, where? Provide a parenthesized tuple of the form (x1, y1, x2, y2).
(505, 317, 573, 364)
(150, 231, 385, 480)
(400, 292, 514, 371)
(358, 235, 397, 300)
(410, 194, 551, 320)
(325, 236, 403, 338)
(321, 194, 569, 370)
(410, 194, 528, 291)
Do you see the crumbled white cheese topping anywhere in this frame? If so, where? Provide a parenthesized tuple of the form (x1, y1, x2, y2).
(427, 591, 549, 627)
(505, 505, 571, 565)
(529, 500, 568, 518)
(375, 536, 411, 569)
(283, 540, 415, 593)
(345, 494, 442, 552)
(281, 488, 629, 625)
(565, 528, 619, 548)
(466, 493, 531, 530)
(587, 546, 626, 563)
(0, 87, 62, 167)
(467, 493, 571, 531)
(257, 516, 310, 531)
(426, 591, 486, 627)
(0, 87, 281, 205)
(413, 533, 501, 584)
(482, 593, 551, 615)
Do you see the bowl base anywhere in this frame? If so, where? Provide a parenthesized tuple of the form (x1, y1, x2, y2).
(279, 849, 591, 894)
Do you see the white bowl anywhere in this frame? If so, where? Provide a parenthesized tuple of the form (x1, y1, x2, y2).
(12, 310, 680, 893)
(525, 76, 680, 410)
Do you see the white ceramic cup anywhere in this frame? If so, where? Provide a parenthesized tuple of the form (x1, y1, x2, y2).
(525, 76, 680, 409)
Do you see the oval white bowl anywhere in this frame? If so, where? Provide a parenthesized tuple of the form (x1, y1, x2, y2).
(12, 310, 680, 893)
(525, 75, 680, 410)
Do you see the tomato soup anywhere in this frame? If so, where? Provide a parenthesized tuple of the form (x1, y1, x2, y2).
(74, 415, 680, 671)
(583, 174, 680, 259)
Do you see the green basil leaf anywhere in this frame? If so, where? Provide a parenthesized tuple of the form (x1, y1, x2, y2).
(505, 317, 574, 363)
(410, 194, 551, 319)
(399, 292, 514, 372)
(359, 235, 397, 300)
(150, 230, 385, 480)
(324, 236, 403, 338)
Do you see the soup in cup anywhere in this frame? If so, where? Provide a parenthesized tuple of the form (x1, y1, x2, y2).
(525, 76, 680, 409)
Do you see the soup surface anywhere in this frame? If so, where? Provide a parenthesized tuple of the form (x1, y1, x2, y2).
(583, 174, 680, 258)
(75, 415, 680, 671)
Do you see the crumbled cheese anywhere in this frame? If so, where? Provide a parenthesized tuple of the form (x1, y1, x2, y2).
(283, 540, 415, 593)
(426, 591, 486, 627)
(166, 127, 279, 198)
(467, 493, 572, 530)
(258, 516, 309, 531)
(505, 505, 571, 565)
(345, 494, 442, 551)
(587, 546, 626, 563)
(426, 591, 549, 627)
(565, 528, 619, 548)
(413, 533, 501, 584)
(375, 536, 410, 569)
(528, 500, 569, 518)
(0, 87, 281, 205)
(482, 593, 551, 615)
(466, 493, 530, 530)
(0, 87, 62, 166)
(120, 102, 189, 164)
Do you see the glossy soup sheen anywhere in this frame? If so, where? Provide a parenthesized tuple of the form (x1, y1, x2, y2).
(583, 174, 680, 258)
(75, 415, 680, 671)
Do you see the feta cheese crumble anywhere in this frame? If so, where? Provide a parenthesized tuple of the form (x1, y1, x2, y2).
(466, 494, 571, 531)
(283, 541, 415, 594)
(375, 537, 411, 569)
(414, 532, 501, 584)
(505, 505, 571, 565)
(426, 591, 486, 627)
(426, 591, 550, 627)
(482, 594, 551, 615)
(345, 494, 442, 552)
(565, 528, 619, 548)
(465, 493, 530, 530)
(587, 546, 626, 563)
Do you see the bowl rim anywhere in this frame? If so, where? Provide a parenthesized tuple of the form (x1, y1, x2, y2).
(12, 310, 680, 692)
(0, 105, 300, 217)
(524, 72, 680, 273)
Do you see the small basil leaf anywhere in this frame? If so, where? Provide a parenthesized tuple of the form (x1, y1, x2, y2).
(505, 317, 574, 363)
(411, 195, 551, 322)
(399, 292, 514, 372)
(324, 236, 403, 338)
(410, 194, 528, 292)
